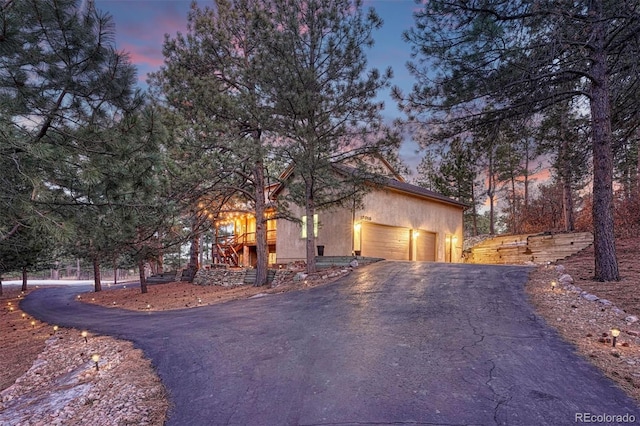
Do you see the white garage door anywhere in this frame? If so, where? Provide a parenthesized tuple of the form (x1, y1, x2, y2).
(361, 223, 410, 260)
(415, 230, 436, 261)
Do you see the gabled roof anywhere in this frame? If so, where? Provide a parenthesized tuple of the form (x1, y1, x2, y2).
(270, 159, 467, 209)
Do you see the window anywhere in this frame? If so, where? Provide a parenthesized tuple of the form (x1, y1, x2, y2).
(301, 214, 318, 238)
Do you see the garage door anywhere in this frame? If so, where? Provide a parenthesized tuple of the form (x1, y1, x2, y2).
(415, 230, 436, 261)
(361, 223, 410, 260)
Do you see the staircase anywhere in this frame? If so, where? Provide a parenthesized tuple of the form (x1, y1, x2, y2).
(243, 269, 277, 285)
(314, 256, 384, 269)
(214, 233, 246, 266)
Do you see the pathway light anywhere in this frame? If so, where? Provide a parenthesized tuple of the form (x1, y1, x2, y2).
(92, 353, 100, 371)
(611, 328, 620, 347)
(81, 330, 88, 342)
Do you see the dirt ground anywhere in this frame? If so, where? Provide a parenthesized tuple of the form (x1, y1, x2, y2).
(526, 237, 640, 402)
(2, 243, 640, 423)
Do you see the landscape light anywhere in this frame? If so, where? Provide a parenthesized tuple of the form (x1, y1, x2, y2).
(611, 328, 621, 347)
(81, 330, 88, 343)
(551, 280, 557, 290)
(9, 307, 14, 312)
(53, 325, 59, 333)
(92, 354, 100, 371)
(21, 313, 26, 319)
(77, 295, 81, 300)
(146, 304, 151, 310)
(30, 320, 36, 328)
(7, 302, 11, 306)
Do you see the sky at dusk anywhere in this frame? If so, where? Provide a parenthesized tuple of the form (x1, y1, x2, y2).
(94, 0, 425, 174)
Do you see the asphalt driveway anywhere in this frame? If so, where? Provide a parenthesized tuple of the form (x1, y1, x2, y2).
(21, 261, 640, 425)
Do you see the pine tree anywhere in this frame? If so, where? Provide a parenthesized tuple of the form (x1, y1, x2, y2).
(0, 0, 144, 281)
(398, 0, 640, 281)
(152, 0, 276, 286)
(259, 0, 398, 273)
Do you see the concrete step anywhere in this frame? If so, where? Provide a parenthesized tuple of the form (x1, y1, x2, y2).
(243, 269, 277, 285)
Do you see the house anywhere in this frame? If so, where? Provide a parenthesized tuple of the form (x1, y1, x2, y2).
(210, 161, 465, 266)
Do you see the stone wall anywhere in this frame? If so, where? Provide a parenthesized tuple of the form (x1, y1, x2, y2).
(270, 269, 294, 287)
(464, 232, 594, 265)
(193, 267, 247, 287)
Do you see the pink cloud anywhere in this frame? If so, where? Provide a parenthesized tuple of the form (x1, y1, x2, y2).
(121, 43, 165, 68)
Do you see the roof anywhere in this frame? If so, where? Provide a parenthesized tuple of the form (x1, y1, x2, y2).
(379, 177, 467, 209)
(270, 161, 467, 209)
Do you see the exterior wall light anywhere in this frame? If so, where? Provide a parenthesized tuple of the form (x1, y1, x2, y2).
(611, 328, 621, 347)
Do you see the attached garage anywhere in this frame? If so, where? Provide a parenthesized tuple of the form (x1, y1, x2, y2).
(361, 222, 410, 260)
(415, 230, 436, 261)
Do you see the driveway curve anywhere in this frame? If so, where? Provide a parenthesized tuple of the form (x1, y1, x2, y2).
(21, 261, 640, 425)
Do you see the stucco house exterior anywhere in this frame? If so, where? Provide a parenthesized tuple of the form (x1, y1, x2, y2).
(209, 161, 465, 267)
(273, 174, 466, 264)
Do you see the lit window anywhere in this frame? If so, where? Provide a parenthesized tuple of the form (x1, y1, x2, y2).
(301, 214, 318, 238)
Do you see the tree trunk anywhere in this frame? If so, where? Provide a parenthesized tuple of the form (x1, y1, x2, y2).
(589, 1, 619, 281)
(471, 182, 478, 236)
(305, 181, 317, 273)
(93, 256, 102, 292)
(253, 143, 268, 287)
(487, 151, 496, 235)
(184, 216, 200, 282)
(523, 140, 530, 212)
(21, 266, 28, 292)
(510, 173, 517, 234)
(138, 259, 148, 294)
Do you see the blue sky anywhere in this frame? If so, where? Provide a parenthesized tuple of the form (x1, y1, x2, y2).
(94, 0, 423, 172)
